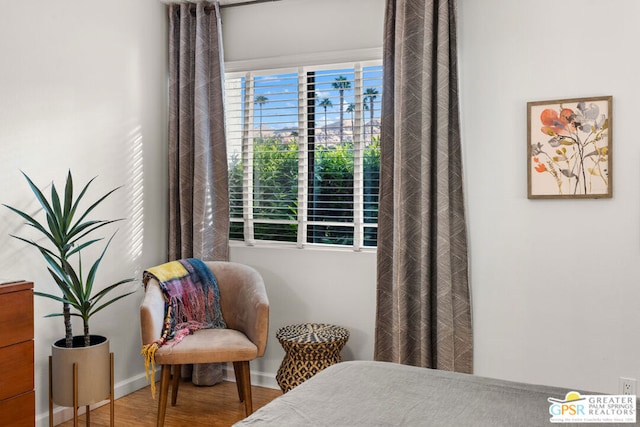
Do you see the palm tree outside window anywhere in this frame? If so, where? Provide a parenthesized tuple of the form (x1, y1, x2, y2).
(254, 95, 268, 138)
(332, 76, 352, 143)
(364, 88, 379, 142)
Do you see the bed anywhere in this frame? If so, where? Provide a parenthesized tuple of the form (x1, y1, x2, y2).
(234, 361, 637, 426)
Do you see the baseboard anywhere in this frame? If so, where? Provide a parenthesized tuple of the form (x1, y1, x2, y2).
(37, 367, 277, 426)
(36, 371, 158, 427)
(222, 363, 279, 390)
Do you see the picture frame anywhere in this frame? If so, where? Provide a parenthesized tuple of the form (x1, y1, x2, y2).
(527, 96, 612, 199)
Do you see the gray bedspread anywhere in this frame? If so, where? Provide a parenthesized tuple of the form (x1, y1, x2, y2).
(234, 361, 638, 426)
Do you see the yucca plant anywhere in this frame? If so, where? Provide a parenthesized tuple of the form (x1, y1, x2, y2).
(4, 171, 135, 347)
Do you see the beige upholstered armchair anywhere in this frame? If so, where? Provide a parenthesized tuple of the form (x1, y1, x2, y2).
(140, 261, 269, 427)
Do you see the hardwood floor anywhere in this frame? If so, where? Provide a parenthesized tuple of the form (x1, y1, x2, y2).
(57, 380, 282, 427)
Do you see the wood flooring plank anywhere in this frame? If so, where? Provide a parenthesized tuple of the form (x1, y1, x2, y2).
(56, 380, 282, 427)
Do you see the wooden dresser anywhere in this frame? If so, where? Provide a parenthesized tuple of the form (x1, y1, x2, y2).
(0, 281, 34, 427)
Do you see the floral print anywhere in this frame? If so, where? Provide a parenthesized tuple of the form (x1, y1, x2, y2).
(530, 98, 610, 196)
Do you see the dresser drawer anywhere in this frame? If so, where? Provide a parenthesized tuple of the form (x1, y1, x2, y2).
(0, 340, 34, 401)
(0, 390, 35, 427)
(0, 287, 33, 347)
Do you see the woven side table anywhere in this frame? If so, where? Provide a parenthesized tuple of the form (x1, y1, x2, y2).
(275, 323, 350, 393)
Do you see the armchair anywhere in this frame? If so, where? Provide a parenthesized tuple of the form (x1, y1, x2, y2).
(140, 261, 269, 426)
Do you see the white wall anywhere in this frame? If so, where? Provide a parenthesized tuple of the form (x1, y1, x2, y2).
(230, 245, 377, 385)
(222, 0, 385, 70)
(0, 1, 167, 424)
(459, 0, 640, 394)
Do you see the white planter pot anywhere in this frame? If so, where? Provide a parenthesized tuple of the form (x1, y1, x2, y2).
(51, 335, 111, 407)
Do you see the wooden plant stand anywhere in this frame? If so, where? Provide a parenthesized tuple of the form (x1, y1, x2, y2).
(49, 353, 115, 427)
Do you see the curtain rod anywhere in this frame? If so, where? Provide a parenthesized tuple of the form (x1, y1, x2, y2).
(166, 0, 284, 10)
(219, 0, 283, 9)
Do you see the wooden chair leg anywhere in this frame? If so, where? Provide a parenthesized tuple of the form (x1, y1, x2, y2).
(157, 365, 172, 427)
(171, 364, 181, 406)
(234, 361, 253, 416)
(233, 362, 245, 402)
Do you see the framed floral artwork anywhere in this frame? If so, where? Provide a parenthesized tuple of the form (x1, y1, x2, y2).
(527, 96, 612, 199)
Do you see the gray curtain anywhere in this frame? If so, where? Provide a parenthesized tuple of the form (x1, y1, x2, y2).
(374, 0, 472, 373)
(168, 1, 229, 262)
(167, 1, 228, 386)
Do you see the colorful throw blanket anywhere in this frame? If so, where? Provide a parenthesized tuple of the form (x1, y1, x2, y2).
(141, 258, 226, 396)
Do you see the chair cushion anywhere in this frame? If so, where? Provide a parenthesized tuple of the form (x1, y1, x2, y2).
(154, 328, 258, 365)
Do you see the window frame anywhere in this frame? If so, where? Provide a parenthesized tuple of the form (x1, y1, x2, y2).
(225, 60, 382, 251)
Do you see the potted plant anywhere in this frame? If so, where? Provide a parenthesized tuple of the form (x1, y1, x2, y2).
(4, 170, 135, 408)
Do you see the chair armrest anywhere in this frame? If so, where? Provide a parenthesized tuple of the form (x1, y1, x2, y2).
(207, 261, 270, 357)
(140, 280, 165, 345)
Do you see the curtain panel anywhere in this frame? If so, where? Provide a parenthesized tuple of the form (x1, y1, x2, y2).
(374, 0, 472, 373)
(168, 2, 229, 262)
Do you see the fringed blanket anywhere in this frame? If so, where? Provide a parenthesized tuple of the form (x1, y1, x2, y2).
(141, 258, 226, 397)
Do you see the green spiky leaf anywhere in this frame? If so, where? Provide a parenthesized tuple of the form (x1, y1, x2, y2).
(4, 171, 136, 346)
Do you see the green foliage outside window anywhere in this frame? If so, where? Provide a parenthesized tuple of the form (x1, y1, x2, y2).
(229, 136, 380, 246)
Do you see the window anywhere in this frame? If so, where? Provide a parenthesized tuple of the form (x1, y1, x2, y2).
(225, 62, 382, 249)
